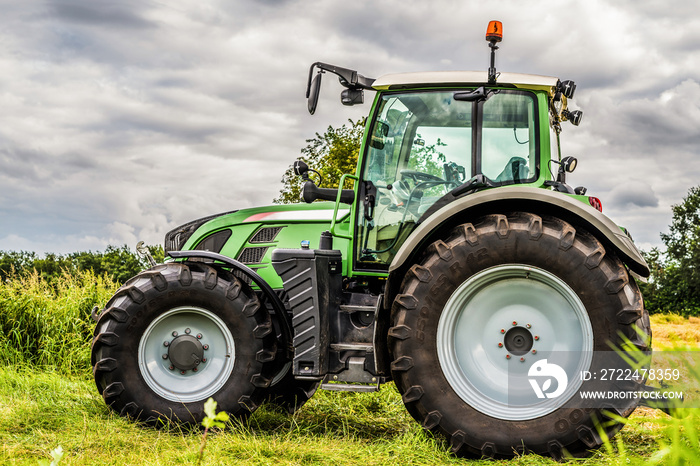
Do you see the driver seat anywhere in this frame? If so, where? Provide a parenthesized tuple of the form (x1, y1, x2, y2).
(495, 157, 529, 183)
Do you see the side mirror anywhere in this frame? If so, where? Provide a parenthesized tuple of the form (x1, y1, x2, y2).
(341, 88, 363, 106)
(308, 73, 322, 115)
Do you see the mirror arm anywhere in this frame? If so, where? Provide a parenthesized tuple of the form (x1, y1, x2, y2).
(307, 62, 375, 92)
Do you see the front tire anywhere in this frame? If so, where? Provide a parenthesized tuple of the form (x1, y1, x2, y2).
(91, 262, 278, 423)
(388, 213, 650, 458)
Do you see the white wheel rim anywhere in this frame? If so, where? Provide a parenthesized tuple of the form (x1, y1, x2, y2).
(436, 264, 593, 420)
(138, 306, 235, 403)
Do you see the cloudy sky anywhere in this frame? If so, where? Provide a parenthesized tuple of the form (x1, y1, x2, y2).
(1, 0, 698, 255)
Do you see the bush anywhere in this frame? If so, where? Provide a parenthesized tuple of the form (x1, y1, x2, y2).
(0, 269, 119, 374)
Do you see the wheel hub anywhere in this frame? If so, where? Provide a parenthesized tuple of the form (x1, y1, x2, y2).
(168, 335, 204, 371)
(503, 327, 533, 356)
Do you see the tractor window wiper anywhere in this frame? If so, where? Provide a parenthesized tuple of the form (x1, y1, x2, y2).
(450, 174, 495, 197)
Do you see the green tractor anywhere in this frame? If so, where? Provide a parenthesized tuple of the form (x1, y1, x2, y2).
(92, 22, 656, 458)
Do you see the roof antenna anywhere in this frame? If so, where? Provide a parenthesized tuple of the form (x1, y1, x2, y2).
(486, 21, 503, 84)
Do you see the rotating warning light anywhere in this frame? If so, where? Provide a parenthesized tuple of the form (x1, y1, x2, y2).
(486, 21, 503, 43)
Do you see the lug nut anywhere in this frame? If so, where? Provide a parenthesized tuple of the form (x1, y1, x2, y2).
(180, 370, 186, 375)
(193, 367, 198, 372)
(185, 328, 191, 334)
(526, 323, 532, 329)
(520, 357, 525, 362)
(512, 321, 518, 326)
(534, 336, 540, 341)
(201, 358, 207, 363)
(196, 333, 203, 339)
(162, 354, 168, 360)
(532, 349, 537, 354)
(498, 342, 503, 348)
(506, 354, 511, 360)
(163, 341, 169, 347)
(500, 329, 506, 334)
(203, 344, 209, 350)
(169, 365, 174, 370)
(172, 331, 178, 337)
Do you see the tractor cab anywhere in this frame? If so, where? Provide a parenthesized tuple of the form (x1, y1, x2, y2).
(304, 22, 584, 269)
(356, 73, 551, 266)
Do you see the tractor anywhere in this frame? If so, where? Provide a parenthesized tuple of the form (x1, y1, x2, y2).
(92, 22, 657, 458)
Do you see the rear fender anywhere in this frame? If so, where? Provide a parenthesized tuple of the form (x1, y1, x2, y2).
(384, 186, 649, 309)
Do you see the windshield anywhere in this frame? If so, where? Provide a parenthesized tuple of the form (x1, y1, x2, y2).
(357, 89, 538, 268)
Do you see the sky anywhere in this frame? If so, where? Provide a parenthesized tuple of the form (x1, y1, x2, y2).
(1, 0, 699, 255)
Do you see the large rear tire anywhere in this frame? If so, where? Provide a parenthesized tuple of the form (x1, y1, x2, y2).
(388, 213, 650, 459)
(91, 262, 278, 423)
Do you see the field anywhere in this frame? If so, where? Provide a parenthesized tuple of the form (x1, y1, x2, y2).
(0, 271, 699, 465)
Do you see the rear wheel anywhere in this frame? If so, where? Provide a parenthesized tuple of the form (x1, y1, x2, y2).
(91, 262, 278, 423)
(388, 213, 650, 458)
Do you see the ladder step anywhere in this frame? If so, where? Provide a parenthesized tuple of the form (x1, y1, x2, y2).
(330, 343, 373, 352)
(339, 304, 377, 314)
(320, 382, 379, 392)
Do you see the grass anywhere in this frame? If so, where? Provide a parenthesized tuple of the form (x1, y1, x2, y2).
(0, 269, 118, 373)
(1, 271, 700, 464)
(2, 366, 698, 465)
(651, 314, 700, 349)
(0, 367, 461, 465)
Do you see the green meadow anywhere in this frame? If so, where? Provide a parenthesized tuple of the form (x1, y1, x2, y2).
(1, 270, 698, 465)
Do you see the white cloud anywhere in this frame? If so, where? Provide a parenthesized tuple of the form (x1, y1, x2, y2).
(1, 0, 699, 255)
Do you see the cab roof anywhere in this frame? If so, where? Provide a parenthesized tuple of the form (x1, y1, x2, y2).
(372, 71, 559, 92)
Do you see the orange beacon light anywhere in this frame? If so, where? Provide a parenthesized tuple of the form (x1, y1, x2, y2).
(486, 20, 503, 43)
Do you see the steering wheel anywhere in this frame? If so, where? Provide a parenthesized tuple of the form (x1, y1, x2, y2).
(399, 169, 445, 183)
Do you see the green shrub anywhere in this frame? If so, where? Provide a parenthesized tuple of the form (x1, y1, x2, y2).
(0, 269, 119, 374)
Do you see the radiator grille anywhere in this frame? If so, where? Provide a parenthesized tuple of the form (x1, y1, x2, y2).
(250, 226, 283, 243)
(237, 246, 268, 264)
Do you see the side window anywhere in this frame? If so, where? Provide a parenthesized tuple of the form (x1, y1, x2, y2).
(357, 92, 473, 269)
(481, 93, 536, 183)
(365, 100, 410, 187)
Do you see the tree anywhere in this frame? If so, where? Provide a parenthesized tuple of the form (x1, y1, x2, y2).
(274, 119, 364, 204)
(0, 244, 164, 284)
(640, 186, 700, 315)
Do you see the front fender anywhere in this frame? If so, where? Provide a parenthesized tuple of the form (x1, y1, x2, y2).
(388, 186, 649, 284)
(167, 250, 293, 359)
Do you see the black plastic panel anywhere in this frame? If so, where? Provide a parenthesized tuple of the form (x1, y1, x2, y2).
(271, 248, 342, 377)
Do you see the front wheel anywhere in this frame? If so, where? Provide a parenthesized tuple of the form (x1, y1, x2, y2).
(388, 213, 650, 458)
(91, 262, 278, 423)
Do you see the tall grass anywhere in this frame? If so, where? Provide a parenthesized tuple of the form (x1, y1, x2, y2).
(0, 269, 119, 374)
